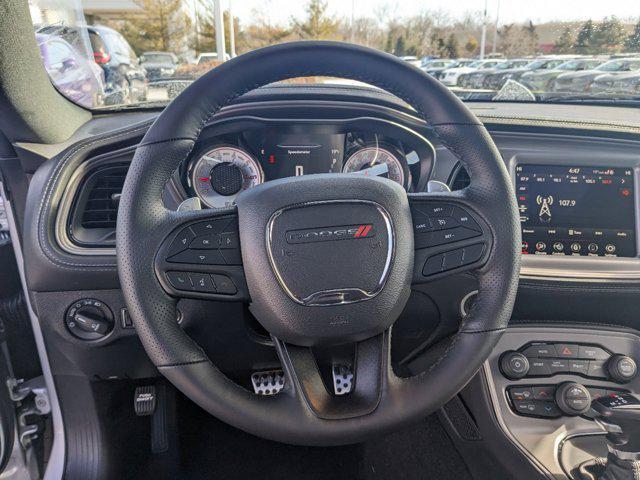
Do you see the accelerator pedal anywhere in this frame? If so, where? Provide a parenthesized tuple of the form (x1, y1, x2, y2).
(251, 370, 285, 395)
(332, 364, 354, 396)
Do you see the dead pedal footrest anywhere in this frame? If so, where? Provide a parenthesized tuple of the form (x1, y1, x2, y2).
(251, 370, 285, 395)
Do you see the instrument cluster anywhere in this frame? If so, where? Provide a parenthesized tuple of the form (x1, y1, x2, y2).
(183, 125, 431, 209)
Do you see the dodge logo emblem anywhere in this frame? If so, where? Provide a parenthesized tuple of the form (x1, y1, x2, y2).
(286, 224, 375, 244)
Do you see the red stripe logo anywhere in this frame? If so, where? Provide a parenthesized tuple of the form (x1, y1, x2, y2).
(353, 225, 373, 238)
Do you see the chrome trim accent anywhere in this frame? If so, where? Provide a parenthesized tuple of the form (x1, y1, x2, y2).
(459, 290, 478, 318)
(1, 182, 66, 480)
(266, 200, 395, 307)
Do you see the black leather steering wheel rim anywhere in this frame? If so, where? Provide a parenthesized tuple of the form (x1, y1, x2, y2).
(117, 41, 521, 445)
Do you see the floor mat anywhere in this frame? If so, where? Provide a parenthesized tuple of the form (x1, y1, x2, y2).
(177, 395, 472, 480)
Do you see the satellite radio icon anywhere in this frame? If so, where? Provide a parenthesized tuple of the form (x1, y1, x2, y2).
(536, 195, 553, 223)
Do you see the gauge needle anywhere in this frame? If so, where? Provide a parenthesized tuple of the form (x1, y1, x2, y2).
(352, 163, 390, 177)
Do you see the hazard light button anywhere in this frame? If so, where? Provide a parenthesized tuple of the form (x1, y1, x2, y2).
(556, 344, 579, 358)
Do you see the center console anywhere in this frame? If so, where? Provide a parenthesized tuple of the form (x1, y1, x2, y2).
(484, 326, 640, 479)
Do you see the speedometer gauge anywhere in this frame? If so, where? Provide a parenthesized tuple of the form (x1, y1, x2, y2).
(190, 146, 264, 208)
(343, 146, 406, 187)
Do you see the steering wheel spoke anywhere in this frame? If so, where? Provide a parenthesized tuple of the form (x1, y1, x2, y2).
(274, 332, 389, 420)
(154, 208, 249, 301)
(408, 192, 493, 284)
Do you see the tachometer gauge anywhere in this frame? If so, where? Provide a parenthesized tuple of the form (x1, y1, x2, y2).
(343, 146, 406, 187)
(190, 146, 264, 208)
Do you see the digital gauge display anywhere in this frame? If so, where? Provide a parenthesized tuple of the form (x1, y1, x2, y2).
(516, 164, 636, 257)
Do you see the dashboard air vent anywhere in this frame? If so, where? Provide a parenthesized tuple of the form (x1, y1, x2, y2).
(449, 164, 470, 191)
(80, 165, 128, 229)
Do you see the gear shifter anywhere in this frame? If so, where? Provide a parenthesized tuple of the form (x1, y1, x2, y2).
(581, 393, 640, 480)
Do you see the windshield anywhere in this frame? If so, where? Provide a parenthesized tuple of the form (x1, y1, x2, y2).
(29, 0, 640, 108)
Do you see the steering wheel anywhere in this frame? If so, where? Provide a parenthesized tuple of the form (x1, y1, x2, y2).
(117, 42, 520, 446)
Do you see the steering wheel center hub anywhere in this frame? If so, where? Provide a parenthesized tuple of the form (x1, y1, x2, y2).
(267, 200, 393, 306)
(236, 174, 414, 346)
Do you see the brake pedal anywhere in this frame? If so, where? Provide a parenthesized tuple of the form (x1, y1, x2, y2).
(251, 370, 285, 395)
(332, 364, 353, 396)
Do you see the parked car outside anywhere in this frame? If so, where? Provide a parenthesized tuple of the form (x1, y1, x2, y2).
(36, 33, 104, 108)
(399, 55, 422, 67)
(88, 25, 147, 105)
(441, 59, 504, 86)
(588, 69, 640, 96)
(420, 59, 458, 78)
(196, 52, 231, 65)
(551, 58, 640, 94)
(520, 58, 604, 92)
(459, 59, 528, 89)
(483, 58, 566, 90)
(140, 51, 179, 82)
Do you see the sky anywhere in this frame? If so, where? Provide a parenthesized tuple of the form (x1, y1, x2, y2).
(229, 0, 639, 26)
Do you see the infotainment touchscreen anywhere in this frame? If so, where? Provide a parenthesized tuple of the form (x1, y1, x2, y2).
(515, 164, 636, 257)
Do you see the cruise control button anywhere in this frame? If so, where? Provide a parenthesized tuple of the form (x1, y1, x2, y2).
(167, 228, 195, 256)
(426, 227, 481, 247)
(578, 346, 610, 361)
(523, 344, 557, 358)
(533, 386, 555, 400)
(210, 274, 237, 295)
(167, 249, 226, 265)
(189, 273, 216, 293)
(452, 207, 482, 232)
(510, 387, 533, 401)
(412, 214, 431, 233)
(166, 271, 192, 290)
(423, 254, 444, 276)
(416, 204, 454, 217)
(429, 216, 459, 231)
(569, 359, 589, 375)
(556, 344, 579, 358)
(588, 360, 609, 379)
(528, 359, 551, 376)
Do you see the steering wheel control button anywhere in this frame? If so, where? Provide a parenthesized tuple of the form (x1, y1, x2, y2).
(190, 235, 218, 249)
(500, 351, 530, 379)
(414, 203, 454, 218)
(462, 243, 485, 264)
(608, 355, 637, 383)
(429, 216, 458, 231)
(442, 248, 464, 271)
(210, 274, 237, 295)
(167, 249, 226, 265)
(166, 271, 192, 290)
(65, 299, 114, 341)
(555, 382, 591, 416)
(219, 232, 239, 249)
(452, 207, 482, 231)
(422, 243, 486, 277)
(422, 254, 445, 276)
(190, 273, 216, 293)
(167, 227, 196, 256)
(191, 218, 234, 236)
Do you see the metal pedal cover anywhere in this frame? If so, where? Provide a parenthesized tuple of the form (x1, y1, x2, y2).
(332, 364, 354, 396)
(251, 370, 285, 395)
(134, 385, 156, 416)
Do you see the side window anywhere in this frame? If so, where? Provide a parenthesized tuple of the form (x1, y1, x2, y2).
(46, 41, 73, 70)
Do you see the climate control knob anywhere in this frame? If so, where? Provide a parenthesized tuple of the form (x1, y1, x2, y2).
(608, 355, 637, 384)
(500, 351, 530, 380)
(555, 382, 591, 416)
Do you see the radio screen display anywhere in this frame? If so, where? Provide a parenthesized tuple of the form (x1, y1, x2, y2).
(516, 164, 636, 257)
